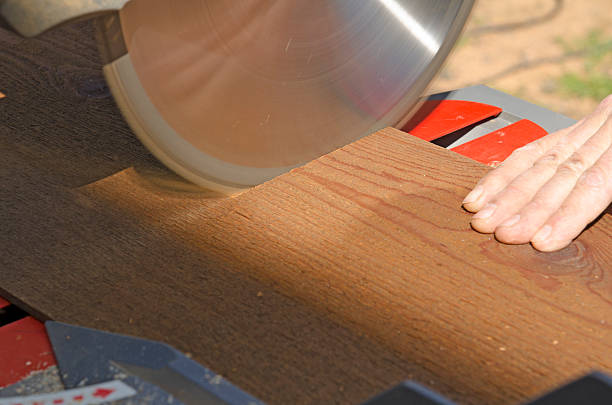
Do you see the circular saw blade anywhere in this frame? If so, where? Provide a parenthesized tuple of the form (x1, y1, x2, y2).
(100, 0, 474, 193)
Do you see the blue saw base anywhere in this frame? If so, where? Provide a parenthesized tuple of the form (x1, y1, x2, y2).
(45, 321, 264, 405)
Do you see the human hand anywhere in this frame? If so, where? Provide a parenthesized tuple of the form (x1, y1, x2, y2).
(462, 95, 612, 252)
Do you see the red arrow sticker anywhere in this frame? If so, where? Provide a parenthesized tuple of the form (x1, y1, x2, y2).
(91, 389, 114, 399)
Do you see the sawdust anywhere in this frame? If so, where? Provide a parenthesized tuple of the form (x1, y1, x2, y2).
(0, 366, 63, 397)
(430, 0, 612, 120)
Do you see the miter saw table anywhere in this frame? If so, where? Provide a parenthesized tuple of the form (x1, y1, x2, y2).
(4, 86, 612, 404)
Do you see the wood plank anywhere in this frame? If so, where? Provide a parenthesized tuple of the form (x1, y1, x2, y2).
(0, 22, 425, 404)
(2, 21, 612, 405)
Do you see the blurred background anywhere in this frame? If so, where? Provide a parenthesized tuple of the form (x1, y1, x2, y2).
(430, 0, 612, 120)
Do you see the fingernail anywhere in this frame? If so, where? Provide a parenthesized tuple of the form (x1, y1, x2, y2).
(533, 225, 552, 243)
(499, 214, 520, 228)
(472, 203, 496, 220)
(463, 186, 483, 204)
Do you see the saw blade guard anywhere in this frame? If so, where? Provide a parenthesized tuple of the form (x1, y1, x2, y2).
(4, 0, 475, 193)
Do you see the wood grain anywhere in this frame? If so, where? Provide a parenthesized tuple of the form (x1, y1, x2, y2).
(2, 21, 612, 405)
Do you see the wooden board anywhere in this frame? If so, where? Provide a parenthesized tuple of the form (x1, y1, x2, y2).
(2, 21, 612, 405)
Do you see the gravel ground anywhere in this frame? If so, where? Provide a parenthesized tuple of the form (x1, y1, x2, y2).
(430, 0, 612, 120)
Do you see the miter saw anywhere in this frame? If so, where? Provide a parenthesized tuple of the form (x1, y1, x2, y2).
(0, 0, 474, 193)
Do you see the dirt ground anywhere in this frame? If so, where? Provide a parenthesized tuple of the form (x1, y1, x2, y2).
(430, 0, 612, 120)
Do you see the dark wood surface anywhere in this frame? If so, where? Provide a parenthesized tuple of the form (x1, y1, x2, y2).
(2, 22, 611, 405)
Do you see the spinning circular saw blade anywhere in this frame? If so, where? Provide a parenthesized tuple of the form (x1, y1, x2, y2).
(3, 0, 474, 194)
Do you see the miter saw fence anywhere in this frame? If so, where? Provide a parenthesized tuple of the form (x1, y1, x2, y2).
(404, 85, 576, 166)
